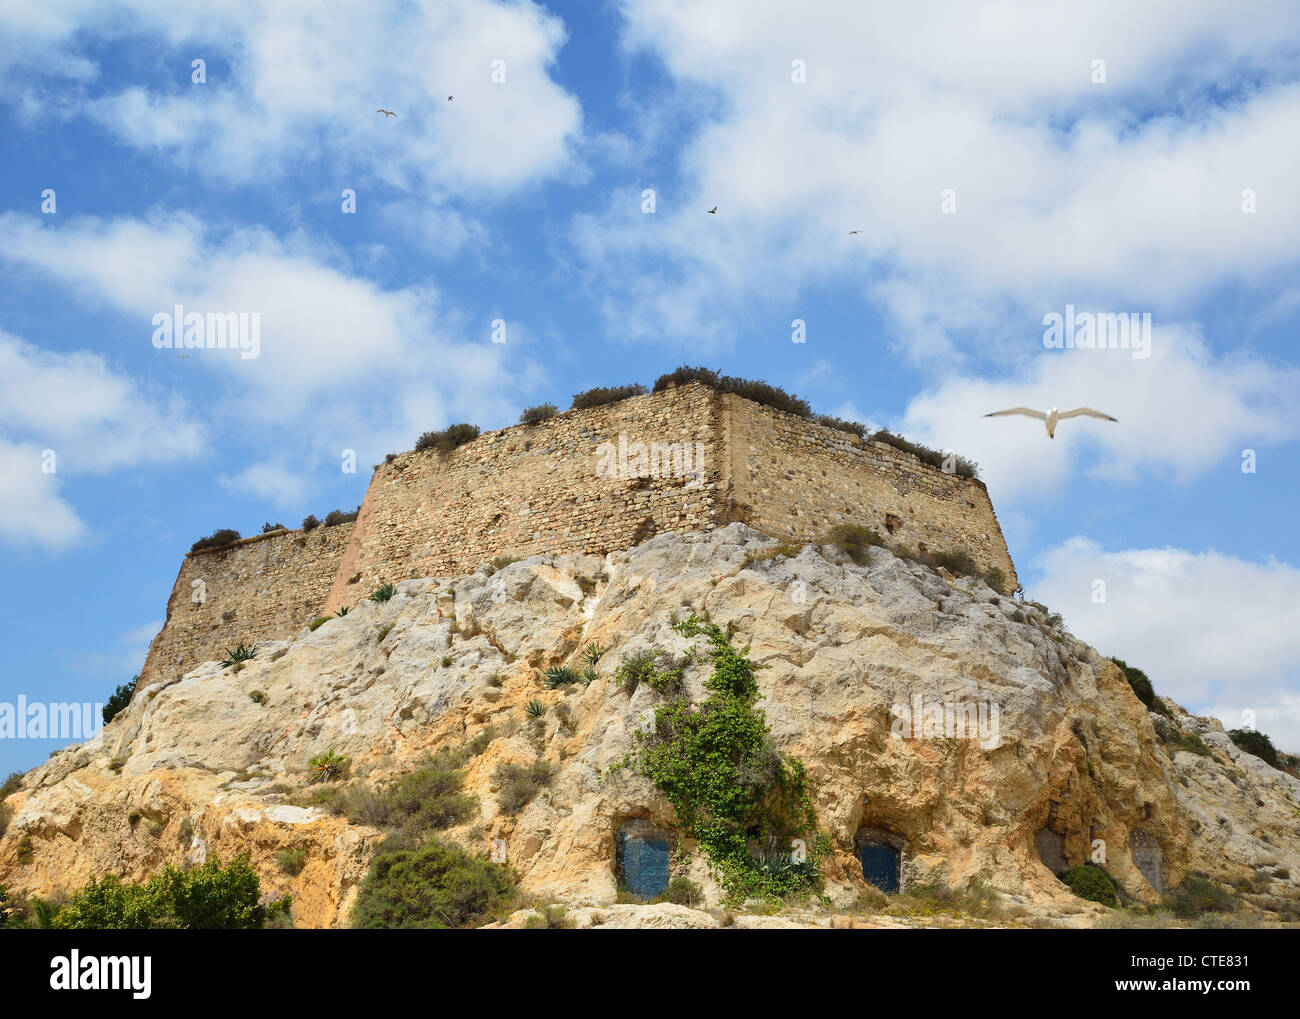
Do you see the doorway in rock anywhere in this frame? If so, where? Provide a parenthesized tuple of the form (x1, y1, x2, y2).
(616, 820, 672, 899)
(858, 841, 901, 893)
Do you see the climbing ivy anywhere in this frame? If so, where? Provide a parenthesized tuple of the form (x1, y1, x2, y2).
(632, 613, 828, 902)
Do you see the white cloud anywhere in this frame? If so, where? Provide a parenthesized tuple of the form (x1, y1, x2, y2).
(895, 330, 1300, 502)
(0, 0, 582, 199)
(1032, 537, 1300, 752)
(0, 212, 541, 508)
(0, 330, 203, 548)
(571, 1, 1300, 355)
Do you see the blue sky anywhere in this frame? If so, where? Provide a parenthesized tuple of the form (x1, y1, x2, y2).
(1, 1, 1298, 776)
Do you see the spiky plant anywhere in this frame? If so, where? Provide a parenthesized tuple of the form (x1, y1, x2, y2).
(308, 749, 350, 784)
(581, 642, 607, 665)
(369, 583, 396, 603)
(336, 606, 349, 616)
(543, 665, 577, 688)
(220, 643, 257, 667)
(525, 700, 545, 718)
(581, 667, 599, 686)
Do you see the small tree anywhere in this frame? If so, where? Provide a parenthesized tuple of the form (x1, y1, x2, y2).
(102, 677, 138, 725)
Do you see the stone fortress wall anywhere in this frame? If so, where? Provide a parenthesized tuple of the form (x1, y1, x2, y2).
(139, 381, 1017, 685)
(139, 524, 354, 686)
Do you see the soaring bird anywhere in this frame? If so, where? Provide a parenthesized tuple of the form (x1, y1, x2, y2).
(707, 206, 717, 214)
(376, 109, 396, 118)
(447, 95, 454, 101)
(984, 405, 1118, 439)
(849, 230, 861, 235)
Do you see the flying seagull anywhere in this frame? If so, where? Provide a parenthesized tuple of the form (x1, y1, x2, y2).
(447, 95, 454, 101)
(707, 206, 717, 214)
(376, 109, 396, 118)
(984, 405, 1118, 439)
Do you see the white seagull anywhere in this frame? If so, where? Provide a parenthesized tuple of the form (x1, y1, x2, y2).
(983, 405, 1118, 439)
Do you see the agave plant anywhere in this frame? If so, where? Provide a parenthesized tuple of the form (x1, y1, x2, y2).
(336, 606, 349, 616)
(220, 642, 257, 667)
(543, 665, 577, 688)
(581, 642, 607, 665)
(369, 583, 396, 603)
(308, 748, 350, 784)
(580, 667, 599, 686)
(525, 700, 545, 718)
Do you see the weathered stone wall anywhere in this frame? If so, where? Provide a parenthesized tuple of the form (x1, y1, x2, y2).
(142, 381, 1017, 681)
(723, 394, 1018, 589)
(323, 384, 726, 612)
(139, 525, 354, 686)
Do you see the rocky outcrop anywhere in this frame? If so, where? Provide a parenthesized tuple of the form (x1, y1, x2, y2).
(2, 525, 1296, 927)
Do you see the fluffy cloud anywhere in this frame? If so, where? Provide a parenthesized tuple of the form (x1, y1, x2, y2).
(571, 1, 1300, 356)
(0, 330, 202, 547)
(0, 212, 538, 505)
(0, 0, 582, 198)
(1032, 537, 1300, 752)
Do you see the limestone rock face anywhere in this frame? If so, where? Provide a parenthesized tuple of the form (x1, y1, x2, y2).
(2, 525, 1297, 927)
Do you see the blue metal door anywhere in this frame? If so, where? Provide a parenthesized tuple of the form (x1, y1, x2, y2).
(859, 842, 899, 892)
(619, 833, 671, 898)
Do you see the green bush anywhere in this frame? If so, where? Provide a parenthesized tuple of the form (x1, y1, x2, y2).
(814, 414, 868, 437)
(376, 754, 478, 832)
(652, 365, 813, 419)
(0, 802, 11, 840)
(1111, 658, 1157, 711)
(869, 429, 979, 479)
(657, 875, 704, 908)
(324, 507, 359, 527)
(307, 616, 332, 632)
(522, 903, 571, 929)
(190, 528, 241, 554)
(1060, 864, 1119, 907)
(0, 772, 22, 798)
(350, 838, 517, 929)
(493, 761, 554, 814)
(301, 514, 322, 532)
(519, 403, 558, 426)
(615, 647, 687, 695)
(276, 849, 307, 876)
(102, 677, 137, 725)
(414, 423, 480, 454)
(370, 583, 396, 603)
(825, 523, 886, 564)
(1163, 875, 1239, 919)
(570, 383, 647, 411)
(49, 856, 289, 929)
(261, 521, 286, 533)
(631, 613, 826, 901)
(15, 834, 34, 864)
(1227, 728, 1282, 770)
(1173, 731, 1214, 758)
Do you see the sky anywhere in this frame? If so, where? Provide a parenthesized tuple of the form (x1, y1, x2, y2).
(1, 0, 1298, 776)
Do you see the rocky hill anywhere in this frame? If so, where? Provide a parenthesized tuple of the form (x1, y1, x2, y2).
(2, 525, 1297, 928)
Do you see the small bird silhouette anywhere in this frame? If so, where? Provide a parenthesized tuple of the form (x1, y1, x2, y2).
(707, 206, 717, 214)
(848, 230, 861, 235)
(179, 355, 189, 360)
(376, 109, 396, 118)
(447, 96, 454, 101)
(983, 405, 1118, 439)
